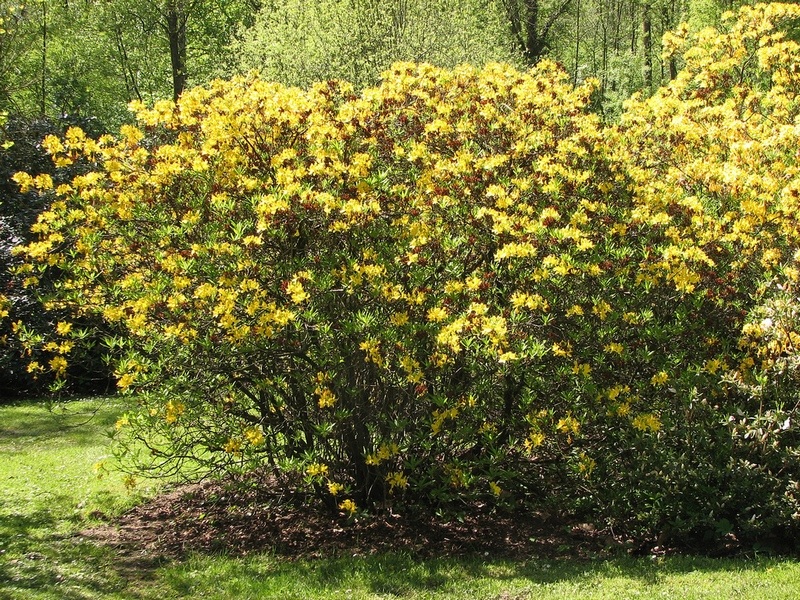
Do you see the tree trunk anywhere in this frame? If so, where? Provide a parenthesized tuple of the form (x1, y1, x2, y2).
(503, 0, 571, 66)
(573, 0, 581, 86)
(113, 24, 142, 102)
(642, 2, 652, 93)
(40, 0, 47, 115)
(166, 0, 187, 101)
(523, 0, 542, 64)
(665, 0, 678, 80)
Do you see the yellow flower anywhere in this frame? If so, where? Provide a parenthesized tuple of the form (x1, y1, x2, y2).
(481, 315, 508, 346)
(286, 279, 309, 304)
(557, 415, 580, 436)
(444, 280, 465, 294)
(223, 438, 243, 454)
(390, 312, 409, 326)
(577, 452, 596, 476)
(632, 413, 661, 433)
(55, 321, 73, 336)
(572, 362, 591, 377)
(339, 499, 357, 515)
(489, 481, 502, 497)
(116, 372, 137, 390)
(427, 306, 449, 322)
(498, 351, 518, 363)
(49, 355, 68, 375)
(165, 400, 185, 424)
(359, 338, 384, 366)
(316, 386, 337, 408)
(651, 371, 669, 386)
(12, 171, 35, 193)
(592, 300, 612, 320)
(551, 342, 572, 357)
(466, 275, 482, 291)
(306, 463, 329, 477)
(386, 471, 409, 490)
(524, 432, 546, 450)
(566, 304, 584, 317)
(606, 385, 629, 401)
(245, 427, 265, 446)
(704, 358, 725, 374)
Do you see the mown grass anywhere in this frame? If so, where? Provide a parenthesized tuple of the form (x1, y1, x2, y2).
(1, 397, 799, 600)
(161, 552, 800, 600)
(0, 396, 161, 599)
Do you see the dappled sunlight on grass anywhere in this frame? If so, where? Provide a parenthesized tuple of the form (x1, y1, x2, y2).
(160, 552, 800, 599)
(1, 397, 799, 600)
(0, 397, 164, 600)
(1, 398, 122, 446)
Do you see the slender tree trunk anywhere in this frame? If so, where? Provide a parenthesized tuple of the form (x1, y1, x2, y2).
(40, 0, 47, 115)
(573, 0, 580, 86)
(665, 0, 678, 79)
(166, 0, 187, 101)
(523, 0, 542, 64)
(601, 19, 608, 93)
(114, 24, 142, 102)
(642, 2, 652, 92)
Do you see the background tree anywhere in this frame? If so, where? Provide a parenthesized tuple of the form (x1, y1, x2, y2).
(500, 0, 574, 64)
(0, 0, 249, 127)
(0, 1, 42, 114)
(232, 0, 518, 90)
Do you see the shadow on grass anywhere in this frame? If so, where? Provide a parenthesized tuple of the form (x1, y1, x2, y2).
(0, 398, 123, 448)
(0, 509, 124, 599)
(0, 498, 155, 599)
(161, 550, 795, 599)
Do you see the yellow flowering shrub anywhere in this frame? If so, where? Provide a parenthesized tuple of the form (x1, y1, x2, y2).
(13, 3, 800, 546)
(601, 2, 800, 544)
(1, 116, 114, 396)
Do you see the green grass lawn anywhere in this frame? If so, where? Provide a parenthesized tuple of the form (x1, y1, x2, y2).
(1, 397, 799, 599)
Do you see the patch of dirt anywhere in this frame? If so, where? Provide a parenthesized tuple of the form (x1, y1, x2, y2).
(80, 478, 625, 562)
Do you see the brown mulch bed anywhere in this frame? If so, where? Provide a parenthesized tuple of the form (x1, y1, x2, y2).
(80, 479, 626, 562)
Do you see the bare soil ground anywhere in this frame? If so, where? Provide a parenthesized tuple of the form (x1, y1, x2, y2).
(80, 478, 622, 562)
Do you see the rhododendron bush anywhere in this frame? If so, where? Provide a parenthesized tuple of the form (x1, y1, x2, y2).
(11, 2, 800, 546)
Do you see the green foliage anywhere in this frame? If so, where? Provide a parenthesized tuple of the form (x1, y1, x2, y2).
(589, 1, 800, 546)
(12, 2, 800, 548)
(0, 115, 112, 398)
(0, 1, 37, 112)
(233, 0, 519, 89)
(0, 0, 252, 128)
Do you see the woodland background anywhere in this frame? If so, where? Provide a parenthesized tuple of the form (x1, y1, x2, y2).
(0, 0, 734, 127)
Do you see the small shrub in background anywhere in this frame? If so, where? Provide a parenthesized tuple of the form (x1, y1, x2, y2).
(0, 114, 112, 398)
(13, 3, 800, 550)
(592, 2, 800, 548)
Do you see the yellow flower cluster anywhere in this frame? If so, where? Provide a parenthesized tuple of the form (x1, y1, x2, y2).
(0, 294, 9, 321)
(366, 443, 400, 466)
